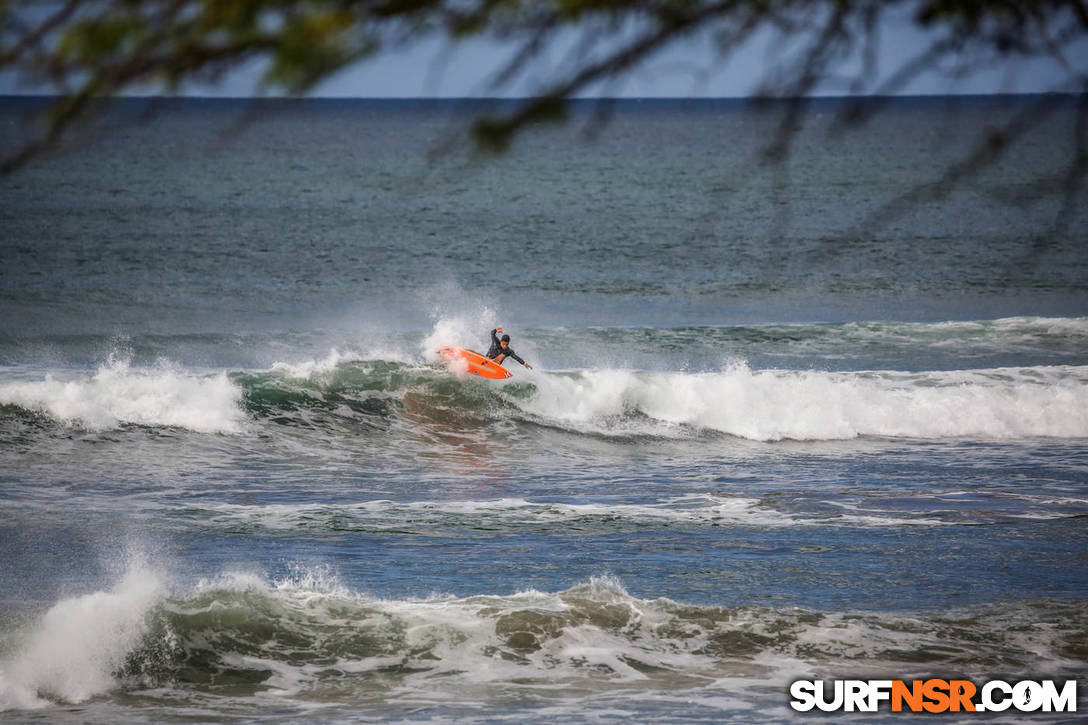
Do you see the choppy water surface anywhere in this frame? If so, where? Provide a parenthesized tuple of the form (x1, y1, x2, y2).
(1, 98, 1086, 722)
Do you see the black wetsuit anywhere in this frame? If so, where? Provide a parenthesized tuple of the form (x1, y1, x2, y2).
(486, 329, 527, 366)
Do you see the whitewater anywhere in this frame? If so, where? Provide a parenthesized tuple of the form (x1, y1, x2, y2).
(3, 561, 1084, 720)
(3, 327, 1086, 442)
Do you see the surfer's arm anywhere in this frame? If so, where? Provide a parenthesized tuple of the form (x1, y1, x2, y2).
(508, 350, 531, 368)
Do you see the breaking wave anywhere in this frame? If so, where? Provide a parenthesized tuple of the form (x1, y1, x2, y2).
(1, 353, 1087, 442)
(517, 363, 1088, 441)
(0, 564, 165, 710)
(2, 565, 1084, 712)
(0, 357, 244, 434)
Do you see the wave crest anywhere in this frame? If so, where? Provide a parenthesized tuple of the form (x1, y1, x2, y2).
(518, 363, 1088, 441)
(0, 358, 244, 433)
(0, 564, 165, 709)
(5, 567, 1085, 710)
(3, 354, 1086, 442)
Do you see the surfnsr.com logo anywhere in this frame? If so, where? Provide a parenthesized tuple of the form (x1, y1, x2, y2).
(789, 679, 1078, 713)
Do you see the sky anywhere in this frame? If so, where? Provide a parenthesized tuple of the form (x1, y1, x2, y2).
(1, 6, 1085, 98)
(303, 6, 1085, 100)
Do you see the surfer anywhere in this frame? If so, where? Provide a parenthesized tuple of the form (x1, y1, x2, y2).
(487, 328, 532, 369)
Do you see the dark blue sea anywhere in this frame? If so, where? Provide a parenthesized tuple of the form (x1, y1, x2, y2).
(1, 97, 1086, 722)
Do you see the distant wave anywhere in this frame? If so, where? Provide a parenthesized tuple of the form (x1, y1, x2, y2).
(804, 315, 1088, 346)
(546, 315, 1088, 364)
(2, 565, 1084, 711)
(2, 353, 1087, 441)
(171, 495, 960, 532)
(3, 315, 1086, 372)
(586, 315, 1088, 345)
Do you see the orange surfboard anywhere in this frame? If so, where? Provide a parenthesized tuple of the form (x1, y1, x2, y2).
(437, 346, 513, 379)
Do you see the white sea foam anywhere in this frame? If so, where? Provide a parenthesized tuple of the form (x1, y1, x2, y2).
(514, 363, 1088, 441)
(0, 564, 165, 710)
(0, 358, 244, 433)
(187, 494, 953, 531)
(270, 348, 359, 379)
(988, 315, 1088, 336)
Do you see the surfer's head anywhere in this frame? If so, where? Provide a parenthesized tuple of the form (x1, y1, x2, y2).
(500, 334, 511, 347)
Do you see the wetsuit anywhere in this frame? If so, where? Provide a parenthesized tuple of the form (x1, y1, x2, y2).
(486, 329, 527, 366)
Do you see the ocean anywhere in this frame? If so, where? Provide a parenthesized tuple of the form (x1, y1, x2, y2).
(0, 97, 1086, 722)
